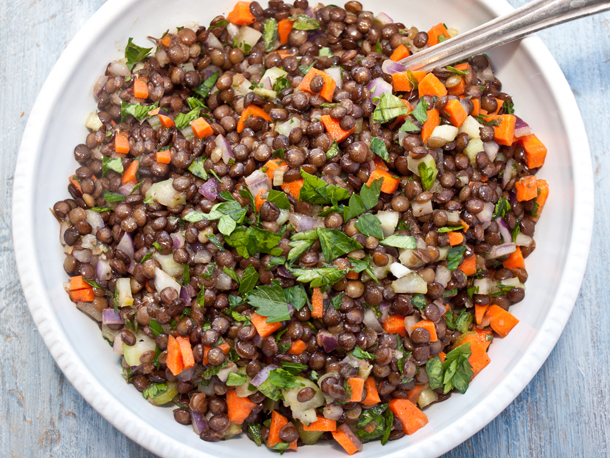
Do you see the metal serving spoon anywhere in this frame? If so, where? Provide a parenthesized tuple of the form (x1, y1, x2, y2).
(399, 0, 610, 71)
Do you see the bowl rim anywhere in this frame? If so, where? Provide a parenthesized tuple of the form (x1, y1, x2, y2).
(12, 0, 594, 456)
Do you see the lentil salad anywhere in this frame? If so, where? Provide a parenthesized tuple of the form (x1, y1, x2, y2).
(53, 0, 550, 454)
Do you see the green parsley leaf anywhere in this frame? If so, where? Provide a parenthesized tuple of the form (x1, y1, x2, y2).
(342, 193, 365, 222)
(223, 266, 240, 284)
(348, 256, 379, 284)
(399, 119, 421, 133)
(202, 360, 228, 378)
(284, 284, 308, 311)
(299, 61, 315, 76)
(226, 372, 247, 386)
(418, 160, 436, 191)
(355, 213, 384, 239)
(193, 71, 220, 99)
(352, 346, 376, 360)
(246, 281, 291, 323)
(140, 251, 153, 264)
(381, 409, 393, 445)
(370, 137, 389, 162)
(267, 189, 290, 210)
(238, 264, 259, 295)
(291, 14, 320, 30)
(492, 197, 511, 220)
(455, 311, 473, 334)
(267, 256, 286, 270)
(331, 293, 343, 310)
(121, 100, 159, 122)
(446, 65, 467, 76)
(207, 234, 226, 251)
(188, 157, 208, 180)
(125, 37, 152, 70)
(326, 141, 340, 159)
(442, 343, 473, 394)
(102, 190, 126, 203)
(290, 266, 347, 289)
(379, 234, 417, 249)
(447, 245, 466, 271)
(273, 76, 291, 93)
(319, 47, 333, 57)
(426, 356, 444, 390)
(511, 221, 520, 242)
(299, 170, 350, 206)
(491, 281, 516, 298)
(375, 39, 383, 54)
(102, 156, 125, 177)
(280, 362, 308, 375)
(182, 264, 190, 286)
(148, 319, 164, 337)
(411, 294, 427, 310)
(88, 207, 113, 213)
(443, 287, 458, 297)
(372, 93, 411, 124)
(504, 101, 515, 114)
(248, 423, 263, 446)
(437, 226, 464, 233)
(410, 98, 428, 124)
(262, 18, 278, 52)
(287, 229, 318, 261)
(316, 227, 363, 262)
(142, 382, 167, 399)
(175, 107, 201, 130)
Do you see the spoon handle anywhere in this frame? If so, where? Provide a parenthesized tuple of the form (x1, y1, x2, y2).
(399, 0, 610, 71)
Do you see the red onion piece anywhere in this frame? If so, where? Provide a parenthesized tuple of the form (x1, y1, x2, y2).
(190, 242, 205, 253)
(252, 333, 263, 347)
(127, 260, 137, 275)
(379, 302, 391, 323)
(102, 308, 124, 325)
(483, 141, 499, 162)
(381, 59, 406, 75)
(515, 232, 533, 247)
(191, 410, 209, 435)
(305, 7, 314, 17)
(177, 366, 195, 382)
(337, 424, 363, 453)
(316, 330, 338, 353)
(96, 258, 112, 282)
(199, 178, 219, 201)
(514, 116, 531, 138)
(113, 332, 124, 354)
(288, 213, 324, 232)
(367, 77, 393, 105)
(226, 23, 240, 40)
(107, 61, 131, 77)
(374, 12, 393, 26)
(93, 75, 109, 98)
(433, 299, 446, 316)
(476, 202, 495, 223)
(261, 76, 273, 90)
(180, 286, 192, 305)
(172, 232, 185, 250)
(244, 170, 271, 198)
(502, 158, 517, 189)
(251, 364, 278, 387)
(72, 247, 92, 264)
(203, 33, 223, 50)
(307, 31, 323, 42)
(118, 182, 135, 196)
(405, 315, 419, 336)
(277, 266, 295, 279)
(496, 218, 512, 244)
(323, 67, 343, 89)
(323, 404, 343, 421)
(215, 134, 235, 165)
(117, 232, 135, 259)
(487, 243, 517, 259)
(202, 65, 221, 79)
(363, 308, 384, 333)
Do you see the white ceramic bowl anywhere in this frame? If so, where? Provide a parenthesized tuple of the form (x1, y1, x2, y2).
(13, 0, 594, 456)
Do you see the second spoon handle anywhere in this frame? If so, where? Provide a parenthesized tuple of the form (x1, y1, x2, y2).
(399, 0, 610, 71)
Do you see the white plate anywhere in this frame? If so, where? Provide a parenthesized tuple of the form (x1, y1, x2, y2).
(12, 0, 594, 456)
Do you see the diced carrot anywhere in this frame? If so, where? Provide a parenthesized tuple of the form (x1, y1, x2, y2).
(447, 231, 464, 246)
(237, 105, 272, 133)
(521, 134, 547, 169)
(515, 175, 538, 201)
(459, 218, 470, 232)
(362, 377, 381, 406)
(69, 275, 91, 291)
(115, 133, 130, 154)
(278, 19, 294, 45)
(281, 179, 304, 200)
(288, 339, 307, 355)
(331, 426, 361, 456)
(226, 390, 257, 425)
(298, 67, 337, 102)
(133, 78, 149, 99)
(391, 71, 426, 92)
(263, 158, 287, 181)
(412, 320, 438, 342)
(447, 76, 465, 96)
(191, 117, 213, 139)
(475, 304, 489, 325)
(202, 346, 211, 365)
(454, 63, 471, 72)
(268, 411, 297, 450)
(484, 114, 516, 146)
(69, 288, 95, 302)
(532, 179, 549, 221)
(458, 335, 490, 378)
(166, 335, 184, 376)
(347, 377, 365, 403)
(158, 114, 175, 128)
(480, 109, 489, 116)
(458, 254, 477, 276)
(444, 99, 468, 127)
(217, 341, 231, 355)
(418, 73, 447, 98)
(438, 351, 446, 362)
(145, 279, 154, 293)
(373, 156, 390, 172)
(421, 109, 440, 144)
(122, 159, 139, 185)
(346, 270, 359, 280)
(407, 385, 425, 404)
(175, 336, 195, 369)
(320, 115, 355, 143)
(254, 189, 267, 212)
(485, 305, 519, 338)
(382, 315, 407, 337)
(503, 246, 525, 269)
(276, 49, 293, 58)
(388, 399, 429, 435)
(303, 415, 337, 431)
(161, 35, 172, 48)
(367, 169, 400, 194)
(491, 98, 504, 115)
(475, 329, 493, 351)
(311, 287, 324, 319)
(226, 1, 256, 25)
(427, 23, 450, 46)
(251, 312, 282, 338)
(390, 43, 410, 62)
(470, 98, 481, 117)
(156, 149, 171, 164)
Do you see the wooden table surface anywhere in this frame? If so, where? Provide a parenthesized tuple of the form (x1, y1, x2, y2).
(2, 0, 608, 456)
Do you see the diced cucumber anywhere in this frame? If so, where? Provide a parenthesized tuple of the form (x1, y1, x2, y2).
(149, 382, 178, 406)
(153, 252, 183, 277)
(295, 420, 324, 445)
(123, 331, 157, 366)
(145, 178, 186, 208)
(464, 138, 484, 165)
(283, 377, 324, 425)
(407, 154, 436, 177)
(115, 278, 133, 308)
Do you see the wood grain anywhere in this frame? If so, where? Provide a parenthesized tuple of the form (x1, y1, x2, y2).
(1, 0, 608, 456)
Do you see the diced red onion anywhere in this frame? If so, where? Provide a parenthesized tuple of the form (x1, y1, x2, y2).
(367, 78, 393, 105)
(316, 330, 338, 353)
(363, 308, 384, 333)
(496, 218, 512, 244)
(108, 61, 131, 77)
(379, 302, 391, 323)
(261, 76, 272, 90)
(93, 75, 109, 98)
(307, 31, 323, 42)
(288, 213, 324, 232)
(483, 142, 499, 162)
(323, 67, 343, 89)
(227, 23, 240, 40)
(102, 308, 124, 325)
(487, 243, 517, 259)
(127, 260, 136, 275)
(155, 49, 170, 67)
(214, 135, 235, 165)
(514, 116, 531, 138)
(502, 158, 517, 189)
(244, 170, 271, 198)
(85, 210, 105, 235)
(508, 191, 517, 207)
(194, 250, 212, 264)
(113, 332, 124, 354)
(305, 7, 314, 17)
(245, 64, 264, 76)
(277, 266, 295, 279)
(434, 265, 452, 288)
(199, 178, 219, 201)
(412, 200, 433, 217)
(473, 277, 493, 295)
(251, 364, 278, 387)
(286, 303, 295, 318)
(118, 182, 135, 196)
(191, 411, 209, 435)
(373, 12, 393, 27)
(203, 65, 221, 80)
(96, 258, 112, 282)
(273, 166, 287, 186)
(337, 424, 363, 453)
(381, 59, 406, 75)
(476, 202, 495, 223)
(177, 366, 195, 382)
(203, 33, 223, 50)
(252, 333, 263, 347)
(172, 232, 185, 250)
(323, 404, 343, 421)
(216, 271, 233, 291)
(180, 287, 192, 305)
(76, 302, 103, 322)
(515, 232, 534, 247)
(72, 247, 92, 264)
(405, 315, 419, 336)
(117, 232, 135, 259)
(433, 299, 446, 316)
